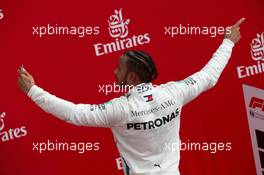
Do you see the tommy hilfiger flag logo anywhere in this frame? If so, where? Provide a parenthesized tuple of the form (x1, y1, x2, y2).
(143, 94, 153, 102)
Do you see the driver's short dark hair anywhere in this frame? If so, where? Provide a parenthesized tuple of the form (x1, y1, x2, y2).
(124, 50, 158, 83)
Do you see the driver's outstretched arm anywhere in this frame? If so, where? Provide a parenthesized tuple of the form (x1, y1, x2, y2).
(26, 85, 127, 127)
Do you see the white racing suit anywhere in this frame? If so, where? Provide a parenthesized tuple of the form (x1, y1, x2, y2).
(27, 39, 234, 175)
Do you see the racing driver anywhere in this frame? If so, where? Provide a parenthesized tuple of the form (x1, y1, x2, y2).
(17, 18, 245, 175)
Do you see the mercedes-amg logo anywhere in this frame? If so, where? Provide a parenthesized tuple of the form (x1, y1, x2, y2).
(154, 163, 161, 168)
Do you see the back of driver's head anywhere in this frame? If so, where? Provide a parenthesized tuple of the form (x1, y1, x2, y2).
(124, 50, 158, 83)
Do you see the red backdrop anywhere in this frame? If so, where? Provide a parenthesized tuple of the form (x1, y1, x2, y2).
(0, 0, 263, 174)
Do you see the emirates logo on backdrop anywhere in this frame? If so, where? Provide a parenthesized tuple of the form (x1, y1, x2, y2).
(0, 112, 28, 143)
(0, 9, 4, 20)
(93, 8, 151, 56)
(108, 9, 130, 39)
(236, 32, 264, 79)
(0, 112, 6, 131)
(251, 32, 264, 61)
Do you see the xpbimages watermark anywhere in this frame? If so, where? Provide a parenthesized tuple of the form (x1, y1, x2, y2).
(115, 140, 232, 170)
(163, 140, 232, 153)
(32, 24, 100, 38)
(164, 24, 231, 38)
(32, 140, 100, 154)
(98, 82, 159, 95)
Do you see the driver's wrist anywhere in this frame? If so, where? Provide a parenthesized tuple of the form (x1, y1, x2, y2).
(27, 84, 36, 97)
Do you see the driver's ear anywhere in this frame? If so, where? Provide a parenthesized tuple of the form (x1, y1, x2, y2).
(127, 72, 138, 83)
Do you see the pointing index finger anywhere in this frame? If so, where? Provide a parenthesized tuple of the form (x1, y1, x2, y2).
(19, 65, 30, 76)
(233, 17, 245, 28)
